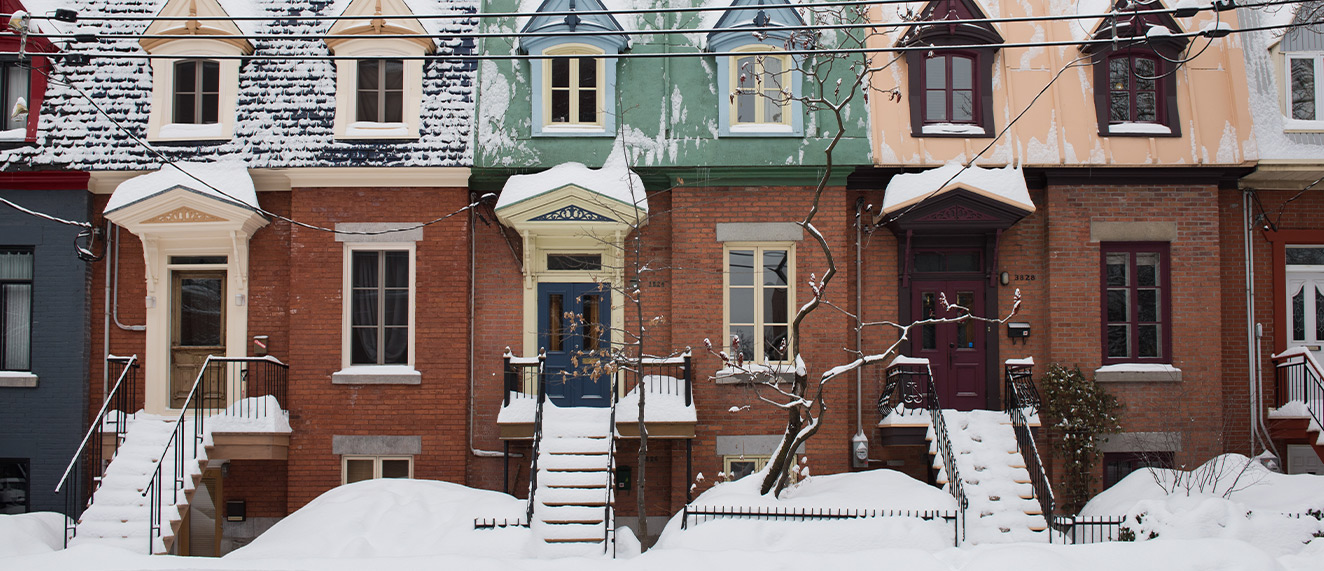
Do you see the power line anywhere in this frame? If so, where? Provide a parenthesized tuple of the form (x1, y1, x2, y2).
(0, 194, 92, 228)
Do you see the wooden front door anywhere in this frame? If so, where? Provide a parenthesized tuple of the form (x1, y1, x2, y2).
(911, 280, 986, 411)
(537, 283, 612, 408)
(171, 271, 226, 408)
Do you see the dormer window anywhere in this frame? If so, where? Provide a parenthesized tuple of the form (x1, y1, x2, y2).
(522, 0, 627, 136)
(356, 59, 404, 123)
(709, 0, 805, 136)
(545, 46, 604, 127)
(897, 0, 1002, 137)
(1084, 0, 1186, 136)
(141, 0, 252, 141)
(173, 60, 219, 125)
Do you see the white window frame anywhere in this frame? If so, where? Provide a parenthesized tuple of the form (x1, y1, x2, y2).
(145, 41, 244, 141)
(341, 455, 413, 485)
(539, 43, 607, 133)
(340, 242, 417, 371)
(1285, 53, 1324, 129)
(723, 243, 796, 365)
(729, 45, 792, 130)
(331, 41, 425, 140)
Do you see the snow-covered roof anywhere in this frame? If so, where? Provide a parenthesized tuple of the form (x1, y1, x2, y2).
(881, 162, 1034, 215)
(0, 0, 477, 171)
(1239, 3, 1324, 162)
(104, 160, 258, 214)
(496, 141, 648, 213)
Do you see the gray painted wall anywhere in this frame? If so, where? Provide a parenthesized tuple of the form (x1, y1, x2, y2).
(0, 187, 91, 514)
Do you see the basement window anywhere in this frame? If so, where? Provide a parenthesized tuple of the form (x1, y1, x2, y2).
(342, 455, 412, 484)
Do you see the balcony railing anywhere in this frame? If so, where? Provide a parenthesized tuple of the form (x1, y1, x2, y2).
(877, 358, 932, 419)
(1273, 347, 1324, 432)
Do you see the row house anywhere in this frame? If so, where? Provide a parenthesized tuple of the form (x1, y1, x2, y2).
(0, 0, 1317, 557)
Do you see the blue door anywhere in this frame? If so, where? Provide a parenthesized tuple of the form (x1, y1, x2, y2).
(537, 283, 612, 407)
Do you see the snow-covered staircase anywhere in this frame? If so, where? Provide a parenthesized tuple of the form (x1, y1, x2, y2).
(69, 413, 207, 554)
(930, 409, 1047, 544)
(530, 405, 615, 557)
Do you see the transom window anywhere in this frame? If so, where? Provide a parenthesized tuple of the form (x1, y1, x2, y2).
(545, 47, 603, 127)
(1102, 243, 1170, 363)
(726, 246, 793, 363)
(1289, 55, 1323, 121)
(343, 455, 412, 484)
(356, 59, 404, 123)
(732, 49, 789, 126)
(923, 53, 976, 124)
(350, 250, 410, 365)
(172, 60, 219, 125)
(1, 248, 32, 371)
(1107, 53, 1160, 124)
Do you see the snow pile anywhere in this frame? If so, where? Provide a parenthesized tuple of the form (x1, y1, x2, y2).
(227, 479, 530, 560)
(938, 410, 1046, 543)
(616, 376, 697, 424)
(1082, 454, 1324, 556)
(104, 160, 258, 214)
(207, 395, 292, 433)
(497, 140, 649, 214)
(0, 512, 68, 557)
(657, 468, 958, 553)
(881, 162, 1033, 215)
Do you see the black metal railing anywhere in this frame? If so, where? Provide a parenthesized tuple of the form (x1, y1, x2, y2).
(503, 347, 546, 406)
(54, 355, 139, 546)
(1051, 515, 1126, 544)
(922, 368, 968, 544)
(142, 356, 289, 553)
(604, 363, 619, 556)
(519, 350, 548, 524)
(1273, 348, 1324, 432)
(1009, 407, 1057, 537)
(615, 351, 693, 407)
(877, 360, 931, 419)
(473, 516, 529, 529)
(681, 505, 962, 546)
(1004, 360, 1040, 417)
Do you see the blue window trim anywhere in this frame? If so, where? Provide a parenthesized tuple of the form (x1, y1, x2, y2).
(526, 40, 619, 138)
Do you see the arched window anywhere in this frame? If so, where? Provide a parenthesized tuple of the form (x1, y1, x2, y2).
(731, 47, 791, 126)
(172, 60, 220, 125)
(544, 45, 605, 127)
(1106, 52, 1161, 124)
(922, 53, 977, 124)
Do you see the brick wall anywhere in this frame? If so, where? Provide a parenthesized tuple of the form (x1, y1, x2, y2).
(224, 460, 288, 518)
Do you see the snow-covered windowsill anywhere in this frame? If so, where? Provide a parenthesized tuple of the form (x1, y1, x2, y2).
(156, 122, 226, 140)
(0, 371, 37, 388)
(1094, 363, 1182, 383)
(332, 365, 421, 385)
(714, 364, 795, 385)
(1107, 122, 1173, 136)
(0, 127, 26, 141)
(342, 121, 414, 139)
(1283, 117, 1324, 133)
(921, 123, 986, 136)
(724, 123, 797, 137)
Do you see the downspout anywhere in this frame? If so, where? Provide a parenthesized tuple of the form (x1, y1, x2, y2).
(470, 196, 515, 459)
(112, 225, 145, 332)
(852, 198, 869, 466)
(1244, 190, 1259, 454)
(105, 223, 145, 400)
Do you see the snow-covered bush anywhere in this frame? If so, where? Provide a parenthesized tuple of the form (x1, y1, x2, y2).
(1039, 364, 1121, 512)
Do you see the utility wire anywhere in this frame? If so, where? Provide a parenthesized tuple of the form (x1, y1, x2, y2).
(0, 194, 92, 227)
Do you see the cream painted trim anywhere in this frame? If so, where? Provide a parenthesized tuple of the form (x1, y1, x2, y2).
(519, 234, 626, 362)
(341, 455, 414, 484)
(144, 40, 246, 142)
(90, 168, 473, 194)
(722, 243, 796, 365)
(340, 242, 418, 371)
(541, 44, 607, 130)
(729, 45, 791, 128)
(331, 39, 426, 140)
(140, 0, 252, 54)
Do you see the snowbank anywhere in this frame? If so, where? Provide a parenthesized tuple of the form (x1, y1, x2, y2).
(225, 479, 531, 560)
(1081, 454, 1324, 556)
(657, 468, 958, 553)
(0, 512, 67, 557)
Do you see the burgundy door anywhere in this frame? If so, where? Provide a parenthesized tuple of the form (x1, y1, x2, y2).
(911, 280, 986, 411)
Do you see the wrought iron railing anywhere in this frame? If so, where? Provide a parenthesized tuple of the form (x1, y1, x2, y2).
(142, 356, 289, 553)
(604, 365, 619, 556)
(518, 350, 548, 524)
(615, 351, 693, 407)
(54, 355, 139, 546)
(1002, 361, 1056, 538)
(1004, 360, 1040, 418)
(877, 360, 930, 419)
(503, 348, 545, 406)
(680, 505, 962, 546)
(922, 368, 967, 544)
(1273, 348, 1324, 432)
(1051, 515, 1126, 544)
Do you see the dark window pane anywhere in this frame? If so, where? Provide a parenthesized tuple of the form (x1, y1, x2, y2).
(731, 325, 755, 361)
(0, 459, 28, 513)
(578, 89, 596, 123)
(728, 460, 756, 480)
(551, 90, 569, 123)
(352, 252, 379, 288)
(1287, 247, 1324, 265)
(1136, 92, 1157, 122)
(947, 252, 980, 272)
(345, 459, 373, 483)
(1294, 286, 1306, 341)
(1317, 286, 1324, 341)
(384, 60, 404, 89)
(914, 252, 943, 272)
(764, 325, 788, 361)
(381, 459, 410, 479)
(1108, 325, 1129, 358)
(957, 319, 971, 347)
(351, 326, 376, 364)
(730, 288, 754, 324)
(1110, 92, 1130, 122)
(551, 58, 569, 88)
(765, 287, 787, 323)
(175, 94, 196, 124)
(922, 323, 936, 351)
(926, 56, 945, 89)
(384, 92, 403, 123)
(2, 283, 31, 370)
(1292, 58, 1316, 120)
(547, 254, 602, 271)
(763, 250, 788, 286)
(1109, 58, 1129, 91)
(175, 61, 196, 95)
(383, 327, 408, 364)
(1138, 325, 1159, 358)
(1138, 289, 1158, 323)
(201, 95, 219, 124)
(578, 57, 596, 88)
(358, 60, 379, 90)
(729, 250, 754, 286)
(1106, 253, 1129, 286)
(1134, 57, 1156, 80)
(384, 289, 408, 327)
(1136, 253, 1159, 286)
(357, 91, 378, 122)
(548, 294, 563, 352)
(179, 277, 223, 346)
(201, 61, 219, 93)
(1107, 289, 1129, 323)
(352, 289, 378, 326)
(582, 295, 601, 352)
(384, 251, 408, 287)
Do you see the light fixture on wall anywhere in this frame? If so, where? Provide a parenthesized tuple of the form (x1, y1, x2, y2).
(999, 271, 1010, 286)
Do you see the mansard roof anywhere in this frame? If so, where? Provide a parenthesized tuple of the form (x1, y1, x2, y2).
(1, 0, 478, 171)
(1083, 0, 1187, 53)
(519, 0, 629, 54)
(706, 0, 807, 51)
(897, 0, 1003, 47)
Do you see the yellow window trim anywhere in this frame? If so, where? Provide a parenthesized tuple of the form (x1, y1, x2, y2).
(729, 45, 791, 127)
(723, 243, 796, 364)
(542, 44, 607, 129)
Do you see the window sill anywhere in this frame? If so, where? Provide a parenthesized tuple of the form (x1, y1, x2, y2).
(921, 123, 988, 136)
(1102, 123, 1177, 137)
(714, 367, 794, 385)
(342, 121, 415, 139)
(154, 123, 227, 141)
(722, 124, 800, 137)
(0, 371, 38, 388)
(534, 125, 611, 137)
(332, 365, 421, 385)
(1094, 363, 1181, 383)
